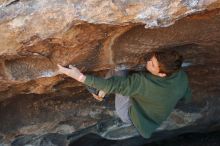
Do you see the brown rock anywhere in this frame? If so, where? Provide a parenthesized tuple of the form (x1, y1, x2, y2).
(0, 0, 220, 144)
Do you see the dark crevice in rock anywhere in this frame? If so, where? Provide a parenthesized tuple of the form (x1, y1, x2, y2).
(69, 130, 220, 146)
(5, 0, 20, 7)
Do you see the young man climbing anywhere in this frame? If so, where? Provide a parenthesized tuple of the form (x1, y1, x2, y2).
(57, 50, 192, 139)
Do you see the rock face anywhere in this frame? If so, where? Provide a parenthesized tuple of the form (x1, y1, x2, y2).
(0, 0, 220, 145)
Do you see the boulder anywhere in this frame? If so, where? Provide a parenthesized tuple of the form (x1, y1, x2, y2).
(0, 0, 220, 145)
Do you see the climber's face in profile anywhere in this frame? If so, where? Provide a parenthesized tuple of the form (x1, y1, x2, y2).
(146, 55, 166, 77)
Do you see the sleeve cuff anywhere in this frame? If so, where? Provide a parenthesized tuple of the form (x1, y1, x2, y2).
(84, 75, 94, 87)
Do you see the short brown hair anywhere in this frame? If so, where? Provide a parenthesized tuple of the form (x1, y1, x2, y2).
(145, 50, 183, 76)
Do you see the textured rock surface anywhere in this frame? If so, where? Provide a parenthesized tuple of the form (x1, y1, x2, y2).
(0, 0, 220, 145)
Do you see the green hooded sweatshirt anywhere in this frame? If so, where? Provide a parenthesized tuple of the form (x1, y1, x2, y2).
(84, 70, 192, 138)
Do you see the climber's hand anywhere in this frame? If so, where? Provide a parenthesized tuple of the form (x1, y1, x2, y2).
(98, 90, 106, 98)
(57, 64, 86, 82)
(92, 93, 104, 102)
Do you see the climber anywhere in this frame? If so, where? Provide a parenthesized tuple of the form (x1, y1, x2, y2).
(57, 50, 192, 139)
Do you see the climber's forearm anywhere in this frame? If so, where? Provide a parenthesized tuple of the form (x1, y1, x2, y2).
(64, 70, 86, 82)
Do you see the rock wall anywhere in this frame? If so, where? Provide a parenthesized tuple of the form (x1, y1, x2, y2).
(0, 0, 220, 145)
